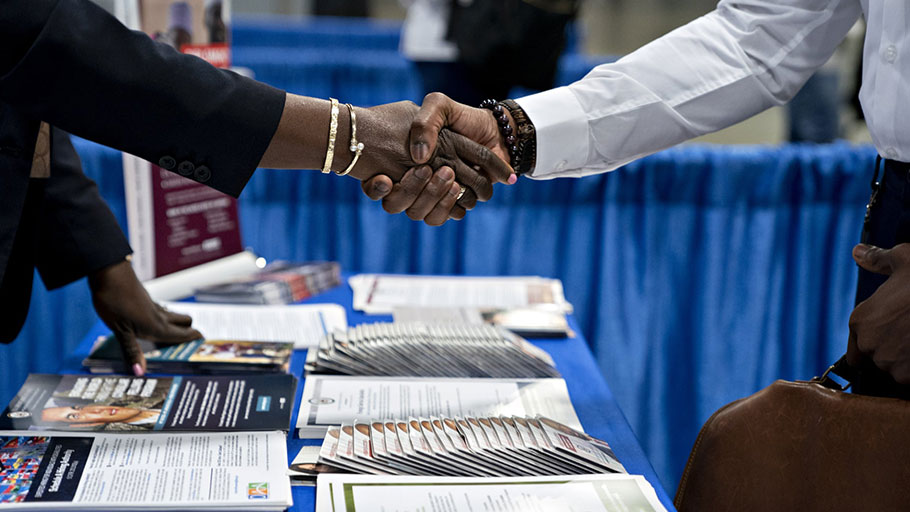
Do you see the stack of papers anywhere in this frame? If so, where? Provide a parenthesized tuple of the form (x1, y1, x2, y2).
(311, 414, 624, 479)
(349, 274, 573, 314)
(305, 323, 560, 378)
(194, 261, 341, 304)
(296, 375, 581, 438)
(83, 336, 294, 375)
(1, 374, 296, 433)
(0, 431, 291, 510)
(393, 305, 575, 338)
(158, 302, 347, 349)
(316, 474, 668, 512)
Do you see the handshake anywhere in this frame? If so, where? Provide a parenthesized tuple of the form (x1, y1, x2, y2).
(261, 92, 522, 227)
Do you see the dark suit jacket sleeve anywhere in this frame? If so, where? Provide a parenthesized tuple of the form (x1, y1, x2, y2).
(34, 129, 133, 290)
(0, 0, 287, 198)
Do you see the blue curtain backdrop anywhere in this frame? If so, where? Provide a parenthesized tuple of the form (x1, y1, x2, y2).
(0, 16, 877, 496)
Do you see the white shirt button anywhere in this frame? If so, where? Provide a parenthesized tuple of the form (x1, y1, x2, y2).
(885, 147, 898, 159)
(884, 45, 897, 63)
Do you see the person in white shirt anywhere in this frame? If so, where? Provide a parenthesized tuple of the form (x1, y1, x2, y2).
(365, 0, 910, 396)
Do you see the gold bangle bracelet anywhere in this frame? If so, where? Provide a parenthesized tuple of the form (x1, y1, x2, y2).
(337, 103, 364, 177)
(321, 98, 340, 174)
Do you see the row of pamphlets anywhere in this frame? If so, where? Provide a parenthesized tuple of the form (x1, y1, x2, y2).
(194, 262, 341, 305)
(304, 323, 560, 378)
(0, 272, 667, 511)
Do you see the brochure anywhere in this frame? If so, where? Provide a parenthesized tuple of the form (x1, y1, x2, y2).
(0, 430, 291, 510)
(82, 337, 293, 374)
(315, 473, 667, 512)
(296, 376, 581, 438)
(0, 374, 296, 432)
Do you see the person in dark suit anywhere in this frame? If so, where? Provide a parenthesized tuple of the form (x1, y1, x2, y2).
(0, 0, 513, 376)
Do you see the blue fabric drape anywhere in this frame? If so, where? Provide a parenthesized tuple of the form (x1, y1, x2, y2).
(0, 16, 878, 494)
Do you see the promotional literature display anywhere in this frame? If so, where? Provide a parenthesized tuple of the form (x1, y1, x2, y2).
(292, 414, 624, 484)
(349, 275, 574, 315)
(122, 0, 242, 281)
(159, 301, 347, 349)
(194, 261, 342, 304)
(315, 473, 667, 512)
(0, 430, 292, 510)
(296, 375, 581, 438)
(393, 305, 574, 338)
(0, 374, 296, 432)
(82, 337, 293, 374)
(305, 322, 560, 378)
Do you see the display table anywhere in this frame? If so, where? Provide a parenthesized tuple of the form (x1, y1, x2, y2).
(60, 281, 676, 511)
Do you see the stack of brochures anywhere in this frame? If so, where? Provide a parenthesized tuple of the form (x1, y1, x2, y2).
(316, 474, 668, 512)
(0, 374, 296, 509)
(0, 431, 292, 510)
(300, 414, 624, 481)
(157, 302, 347, 349)
(305, 323, 560, 378)
(194, 261, 341, 304)
(0, 374, 297, 432)
(82, 336, 293, 375)
(392, 305, 574, 338)
(296, 375, 582, 438)
(349, 274, 573, 315)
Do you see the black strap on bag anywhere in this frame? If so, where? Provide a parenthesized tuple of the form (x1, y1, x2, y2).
(817, 155, 910, 398)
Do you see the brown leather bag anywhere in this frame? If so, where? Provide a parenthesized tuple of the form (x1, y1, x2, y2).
(675, 379, 910, 512)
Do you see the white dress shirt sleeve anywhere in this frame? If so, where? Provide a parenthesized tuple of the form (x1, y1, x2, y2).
(516, 0, 862, 179)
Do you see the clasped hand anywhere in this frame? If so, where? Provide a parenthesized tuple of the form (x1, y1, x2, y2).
(358, 94, 514, 225)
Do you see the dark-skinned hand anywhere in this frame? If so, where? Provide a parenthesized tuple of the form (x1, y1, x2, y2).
(847, 243, 910, 385)
(88, 260, 202, 376)
(358, 98, 516, 224)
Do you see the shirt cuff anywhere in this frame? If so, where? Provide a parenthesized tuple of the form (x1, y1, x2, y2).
(515, 87, 590, 179)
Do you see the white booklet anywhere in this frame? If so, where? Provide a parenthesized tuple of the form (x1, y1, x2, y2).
(315, 473, 668, 512)
(160, 301, 347, 348)
(349, 274, 573, 315)
(0, 430, 291, 510)
(296, 376, 581, 438)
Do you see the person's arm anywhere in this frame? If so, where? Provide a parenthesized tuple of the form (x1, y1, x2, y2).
(407, 0, 862, 178)
(0, 0, 283, 197)
(33, 130, 201, 376)
(0, 0, 512, 206)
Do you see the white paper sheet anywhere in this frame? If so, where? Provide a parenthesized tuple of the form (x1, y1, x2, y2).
(315, 474, 668, 512)
(160, 302, 347, 348)
(350, 274, 573, 314)
(297, 376, 581, 438)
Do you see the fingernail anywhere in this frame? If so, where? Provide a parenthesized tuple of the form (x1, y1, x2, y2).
(854, 244, 871, 259)
(375, 182, 390, 195)
(508, 174, 518, 185)
(132, 363, 144, 377)
(437, 167, 454, 181)
(413, 142, 429, 163)
(415, 166, 431, 180)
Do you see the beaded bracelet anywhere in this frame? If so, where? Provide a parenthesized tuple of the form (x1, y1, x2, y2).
(500, 99, 537, 176)
(480, 99, 520, 170)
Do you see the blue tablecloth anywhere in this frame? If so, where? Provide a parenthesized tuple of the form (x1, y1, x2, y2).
(61, 282, 676, 511)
